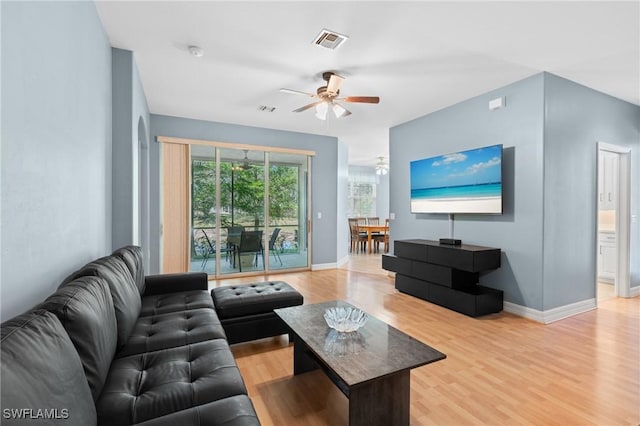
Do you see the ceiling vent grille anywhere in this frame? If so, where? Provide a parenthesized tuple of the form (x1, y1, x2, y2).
(312, 29, 349, 50)
(258, 105, 276, 112)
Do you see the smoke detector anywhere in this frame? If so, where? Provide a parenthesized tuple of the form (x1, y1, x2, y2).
(188, 45, 204, 57)
(312, 29, 349, 50)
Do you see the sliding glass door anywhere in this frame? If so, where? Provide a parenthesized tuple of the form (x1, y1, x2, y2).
(186, 144, 310, 277)
(268, 152, 308, 271)
(190, 145, 218, 274)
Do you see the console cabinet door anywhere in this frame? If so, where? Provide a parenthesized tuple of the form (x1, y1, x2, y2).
(598, 233, 616, 281)
(599, 151, 618, 210)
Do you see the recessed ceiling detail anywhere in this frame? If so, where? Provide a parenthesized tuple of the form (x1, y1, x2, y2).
(312, 29, 349, 50)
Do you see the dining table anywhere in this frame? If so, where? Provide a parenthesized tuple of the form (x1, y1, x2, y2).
(358, 224, 389, 254)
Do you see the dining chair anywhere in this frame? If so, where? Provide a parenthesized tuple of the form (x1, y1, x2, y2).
(348, 218, 368, 253)
(373, 218, 390, 253)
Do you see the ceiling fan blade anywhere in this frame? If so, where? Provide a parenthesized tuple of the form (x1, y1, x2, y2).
(334, 96, 378, 104)
(341, 96, 380, 104)
(280, 88, 316, 97)
(293, 101, 322, 113)
(326, 74, 345, 95)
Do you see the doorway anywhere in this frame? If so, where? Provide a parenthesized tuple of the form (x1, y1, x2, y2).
(596, 142, 631, 303)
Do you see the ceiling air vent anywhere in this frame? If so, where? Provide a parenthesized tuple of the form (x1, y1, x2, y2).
(312, 29, 349, 50)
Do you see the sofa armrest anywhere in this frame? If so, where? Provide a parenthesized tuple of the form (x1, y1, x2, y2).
(143, 272, 208, 296)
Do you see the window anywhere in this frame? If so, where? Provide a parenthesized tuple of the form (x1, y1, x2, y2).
(348, 166, 377, 217)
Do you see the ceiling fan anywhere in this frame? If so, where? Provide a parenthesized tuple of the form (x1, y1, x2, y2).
(280, 72, 380, 120)
(231, 150, 252, 171)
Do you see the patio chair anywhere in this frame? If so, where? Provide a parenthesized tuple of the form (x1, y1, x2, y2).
(235, 230, 264, 272)
(269, 228, 283, 265)
(200, 230, 232, 270)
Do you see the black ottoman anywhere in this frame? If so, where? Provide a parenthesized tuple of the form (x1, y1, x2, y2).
(211, 281, 303, 344)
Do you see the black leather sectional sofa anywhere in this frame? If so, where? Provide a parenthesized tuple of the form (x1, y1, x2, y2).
(0, 246, 260, 425)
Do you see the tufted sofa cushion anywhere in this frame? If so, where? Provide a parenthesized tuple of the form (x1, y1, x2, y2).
(96, 339, 249, 426)
(212, 281, 303, 319)
(134, 395, 260, 426)
(117, 308, 227, 358)
(141, 290, 215, 316)
(40, 276, 117, 401)
(1, 310, 97, 425)
(112, 245, 146, 295)
(64, 255, 141, 348)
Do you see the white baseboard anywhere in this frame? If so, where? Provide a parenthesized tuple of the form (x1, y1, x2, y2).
(630, 286, 640, 297)
(311, 262, 337, 271)
(598, 276, 614, 284)
(311, 256, 349, 271)
(503, 302, 545, 323)
(504, 298, 597, 324)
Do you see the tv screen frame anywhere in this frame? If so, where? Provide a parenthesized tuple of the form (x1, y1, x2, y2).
(410, 144, 503, 214)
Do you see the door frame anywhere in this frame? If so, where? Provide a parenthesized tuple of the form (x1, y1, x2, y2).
(596, 142, 631, 299)
(159, 136, 315, 277)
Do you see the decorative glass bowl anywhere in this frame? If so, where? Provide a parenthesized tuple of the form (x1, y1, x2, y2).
(324, 329, 367, 356)
(323, 306, 368, 333)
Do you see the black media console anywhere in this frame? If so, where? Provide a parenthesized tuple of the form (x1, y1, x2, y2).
(382, 239, 503, 317)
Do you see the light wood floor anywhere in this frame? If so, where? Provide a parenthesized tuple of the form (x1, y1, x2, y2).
(210, 253, 640, 425)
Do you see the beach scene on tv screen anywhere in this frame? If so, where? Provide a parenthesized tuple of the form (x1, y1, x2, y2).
(410, 144, 502, 214)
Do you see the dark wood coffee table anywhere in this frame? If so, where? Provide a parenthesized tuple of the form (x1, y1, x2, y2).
(274, 300, 446, 426)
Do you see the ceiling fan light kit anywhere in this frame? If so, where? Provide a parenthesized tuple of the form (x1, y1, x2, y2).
(315, 102, 329, 120)
(232, 150, 253, 171)
(281, 71, 379, 120)
(332, 103, 348, 118)
(376, 157, 389, 175)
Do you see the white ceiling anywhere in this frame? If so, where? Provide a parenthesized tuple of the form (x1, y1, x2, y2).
(95, 1, 639, 166)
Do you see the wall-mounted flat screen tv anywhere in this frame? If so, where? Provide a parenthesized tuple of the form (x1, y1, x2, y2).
(410, 144, 503, 214)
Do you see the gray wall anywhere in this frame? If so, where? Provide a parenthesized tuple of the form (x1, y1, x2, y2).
(149, 114, 341, 270)
(336, 141, 349, 263)
(1, 1, 112, 320)
(112, 49, 133, 249)
(542, 73, 640, 309)
(111, 48, 150, 264)
(376, 172, 390, 220)
(133, 57, 152, 271)
(390, 74, 546, 309)
(389, 72, 639, 312)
